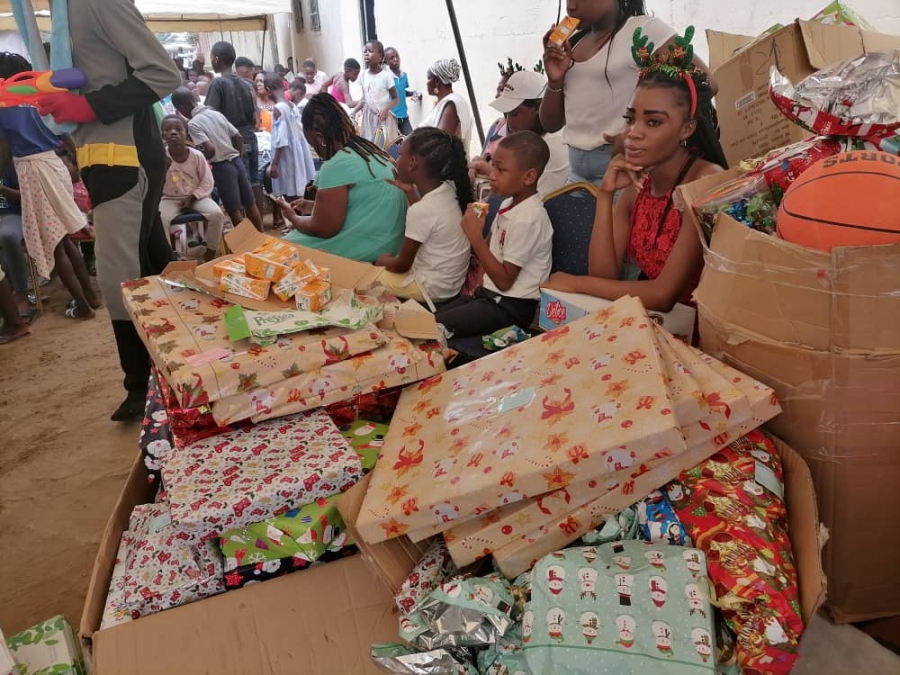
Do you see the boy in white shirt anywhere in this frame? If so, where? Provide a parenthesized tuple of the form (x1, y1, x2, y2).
(436, 131, 553, 337)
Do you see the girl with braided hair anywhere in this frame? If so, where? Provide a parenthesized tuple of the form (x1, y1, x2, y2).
(540, 0, 715, 186)
(278, 93, 406, 262)
(545, 27, 726, 316)
(375, 127, 473, 304)
(419, 59, 474, 152)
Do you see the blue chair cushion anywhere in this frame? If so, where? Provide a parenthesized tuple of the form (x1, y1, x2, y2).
(483, 192, 506, 239)
(544, 187, 597, 276)
(169, 211, 206, 226)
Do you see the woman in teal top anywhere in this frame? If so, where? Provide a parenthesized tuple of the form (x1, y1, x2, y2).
(279, 93, 406, 261)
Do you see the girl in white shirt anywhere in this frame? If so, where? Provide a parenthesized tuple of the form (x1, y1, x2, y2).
(355, 41, 400, 144)
(419, 59, 474, 153)
(375, 127, 474, 304)
(540, 0, 714, 186)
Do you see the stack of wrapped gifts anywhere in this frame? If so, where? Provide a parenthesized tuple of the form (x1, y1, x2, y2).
(356, 295, 781, 578)
(98, 232, 446, 629)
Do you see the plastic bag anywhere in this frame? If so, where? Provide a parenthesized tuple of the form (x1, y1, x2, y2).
(691, 174, 778, 239)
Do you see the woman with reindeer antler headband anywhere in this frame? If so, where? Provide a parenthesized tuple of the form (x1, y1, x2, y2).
(541, 0, 716, 186)
(544, 27, 727, 321)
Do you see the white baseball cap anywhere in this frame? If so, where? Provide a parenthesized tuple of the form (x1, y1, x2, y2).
(490, 70, 548, 114)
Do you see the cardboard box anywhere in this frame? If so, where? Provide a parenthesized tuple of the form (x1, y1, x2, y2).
(678, 170, 900, 622)
(80, 456, 401, 675)
(708, 20, 900, 167)
(164, 221, 383, 312)
(336, 473, 431, 594)
(538, 288, 696, 343)
(342, 433, 827, 625)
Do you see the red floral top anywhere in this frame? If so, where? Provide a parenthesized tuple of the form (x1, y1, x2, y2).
(626, 180, 700, 306)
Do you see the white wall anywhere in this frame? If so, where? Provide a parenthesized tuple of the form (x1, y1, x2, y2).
(291, 0, 362, 77)
(291, 0, 900, 153)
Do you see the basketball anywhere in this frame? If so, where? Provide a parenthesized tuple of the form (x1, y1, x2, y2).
(777, 151, 900, 252)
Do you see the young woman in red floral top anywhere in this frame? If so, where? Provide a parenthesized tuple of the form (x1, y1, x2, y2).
(545, 27, 727, 312)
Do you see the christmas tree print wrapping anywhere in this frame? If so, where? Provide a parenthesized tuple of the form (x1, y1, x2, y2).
(4, 615, 85, 675)
(210, 332, 445, 426)
(523, 541, 716, 675)
(356, 296, 687, 545)
(121, 276, 385, 409)
(669, 430, 803, 675)
(102, 503, 225, 626)
(160, 410, 362, 543)
(218, 495, 357, 589)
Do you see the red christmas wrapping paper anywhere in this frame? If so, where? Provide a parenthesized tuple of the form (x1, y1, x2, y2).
(746, 137, 843, 204)
(394, 539, 459, 614)
(669, 430, 803, 674)
(490, 357, 781, 578)
(356, 296, 687, 544)
(160, 410, 363, 543)
(121, 276, 385, 409)
(442, 327, 755, 567)
(210, 332, 446, 425)
(102, 503, 225, 626)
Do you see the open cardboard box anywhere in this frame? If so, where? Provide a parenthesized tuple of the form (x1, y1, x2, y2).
(79, 456, 400, 675)
(82, 438, 824, 673)
(341, 433, 827, 626)
(708, 20, 900, 166)
(163, 221, 384, 313)
(159, 221, 439, 341)
(677, 169, 900, 622)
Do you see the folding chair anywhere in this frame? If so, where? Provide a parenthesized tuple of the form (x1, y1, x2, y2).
(543, 182, 598, 276)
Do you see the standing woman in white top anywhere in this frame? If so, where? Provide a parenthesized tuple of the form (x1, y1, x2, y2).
(540, 0, 715, 185)
(354, 41, 400, 144)
(419, 59, 474, 153)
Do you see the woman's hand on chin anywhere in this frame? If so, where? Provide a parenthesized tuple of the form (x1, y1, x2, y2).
(544, 272, 581, 293)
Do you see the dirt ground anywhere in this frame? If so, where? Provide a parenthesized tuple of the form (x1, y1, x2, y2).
(0, 287, 135, 635)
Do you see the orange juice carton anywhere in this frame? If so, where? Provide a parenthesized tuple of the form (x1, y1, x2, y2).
(549, 16, 580, 46)
(295, 279, 332, 313)
(244, 252, 290, 283)
(212, 256, 246, 281)
(219, 272, 271, 301)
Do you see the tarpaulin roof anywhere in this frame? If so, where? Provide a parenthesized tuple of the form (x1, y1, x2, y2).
(0, 0, 290, 31)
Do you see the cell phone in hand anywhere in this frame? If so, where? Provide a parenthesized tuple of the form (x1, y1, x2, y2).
(264, 191, 286, 204)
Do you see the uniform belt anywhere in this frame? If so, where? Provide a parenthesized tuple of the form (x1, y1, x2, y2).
(77, 143, 140, 168)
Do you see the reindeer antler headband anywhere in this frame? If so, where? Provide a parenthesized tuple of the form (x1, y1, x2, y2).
(631, 26, 701, 119)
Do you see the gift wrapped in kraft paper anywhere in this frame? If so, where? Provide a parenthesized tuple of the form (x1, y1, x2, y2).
(403, 326, 752, 546)
(356, 296, 689, 544)
(444, 329, 776, 571)
(121, 276, 385, 409)
(491, 379, 779, 579)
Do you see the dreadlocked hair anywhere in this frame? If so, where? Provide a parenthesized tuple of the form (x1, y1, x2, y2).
(301, 93, 391, 178)
(405, 127, 474, 212)
(0, 52, 32, 78)
(638, 69, 728, 170)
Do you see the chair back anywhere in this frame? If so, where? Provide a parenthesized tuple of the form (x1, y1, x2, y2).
(386, 135, 404, 160)
(482, 192, 506, 239)
(373, 126, 387, 150)
(543, 182, 598, 276)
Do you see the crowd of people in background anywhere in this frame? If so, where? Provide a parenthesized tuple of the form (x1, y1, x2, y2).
(2, 0, 729, 398)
